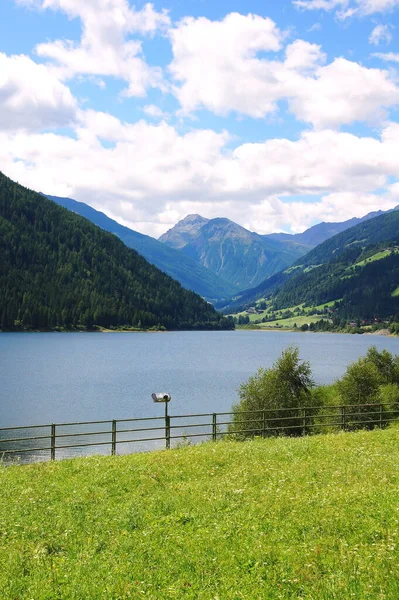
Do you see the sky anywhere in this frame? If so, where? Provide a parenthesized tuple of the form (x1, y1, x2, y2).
(1, 0, 399, 237)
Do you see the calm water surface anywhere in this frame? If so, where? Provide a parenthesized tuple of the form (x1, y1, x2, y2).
(2, 330, 399, 427)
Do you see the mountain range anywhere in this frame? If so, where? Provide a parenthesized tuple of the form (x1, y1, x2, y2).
(0, 172, 231, 331)
(264, 208, 393, 247)
(223, 209, 399, 321)
(159, 215, 309, 290)
(48, 192, 399, 310)
(47, 195, 237, 302)
(2, 166, 398, 327)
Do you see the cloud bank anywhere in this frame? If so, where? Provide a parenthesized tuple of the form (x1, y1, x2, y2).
(1, 2, 399, 237)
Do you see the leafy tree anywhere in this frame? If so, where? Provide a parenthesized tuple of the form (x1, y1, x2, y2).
(379, 384, 399, 415)
(365, 347, 399, 385)
(230, 346, 317, 438)
(337, 347, 399, 429)
(337, 359, 382, 429)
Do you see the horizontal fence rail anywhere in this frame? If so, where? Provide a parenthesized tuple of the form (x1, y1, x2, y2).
(1, 403, 398, 464)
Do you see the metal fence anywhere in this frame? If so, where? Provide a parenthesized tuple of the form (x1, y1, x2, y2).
(1, 402, 397, 464)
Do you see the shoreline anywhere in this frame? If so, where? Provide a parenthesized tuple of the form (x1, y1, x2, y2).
(0, 327, 234, 334)
(1, 327, 396, 337)
(236, 326, 397, 337)
(0, 327, 167, 334)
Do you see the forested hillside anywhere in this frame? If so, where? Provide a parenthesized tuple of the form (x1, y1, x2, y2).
(297, 209, 399, 268)
(224, 210, 399, 320)
(272, 249, 399, 319)
(47, 196, 236, 301)
(0, 173, 232, 331)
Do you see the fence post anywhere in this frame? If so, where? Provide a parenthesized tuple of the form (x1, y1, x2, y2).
(165, 416, 171, 449)
(379, 403, 383, 429)
(51, 423, 56, 461)
(303, 408, 307, 437)
(165, 403, 170, 449)
(341, 406, 346, 431)
(262, 410, 266, 438)
(212, 413, 217, 441)
(111, 420, 117, 456)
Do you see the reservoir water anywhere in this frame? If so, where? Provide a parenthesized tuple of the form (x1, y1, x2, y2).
(2, 330, 399, 427)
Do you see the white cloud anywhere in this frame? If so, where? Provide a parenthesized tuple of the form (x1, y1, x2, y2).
(245, 191, 393, 234)
(369, 24, 393, 44)
(230, 128, 396, 197)
(1, 112, 399, 235)
(143, 104, 169, 119)
(169, 12, 285, 117)
(294, 0, 399, 16)
(287, 58, 399, 128)
(360, 0, 399, 13)
(17, 0, 170, 33)
(308, 22, 322, 31)
(27, 1, 170, 97)
(284, 39, 326, 71)
(169, 14, 399, 128)
(3, 5, 399, 235)
(0, 52, 77, 131)
(294, 0, 346, 11)
(373, 51, 399, 61)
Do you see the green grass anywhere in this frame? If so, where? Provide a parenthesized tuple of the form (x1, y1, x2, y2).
(283, 265, 303, 274)
(313, 300, 339, 311)
(303, 264, 323, 273)
(348, 249, 396, 271)
(258, 315, 322, 328)
(231, 300, 338, 325)
(2, 428, 399, 599)
(392, 286, 399, 298)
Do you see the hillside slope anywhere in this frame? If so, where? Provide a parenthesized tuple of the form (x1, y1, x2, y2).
(0, 172, 231, 331)
(160, 214, 309, 290)
(224, 210, 399, 319)
(47, 196, 236, 301)
(297, 208, 399, 268)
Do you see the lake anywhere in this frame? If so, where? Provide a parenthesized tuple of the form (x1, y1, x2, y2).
(2, 330, 399, 425)
(1, 331, 398, 460)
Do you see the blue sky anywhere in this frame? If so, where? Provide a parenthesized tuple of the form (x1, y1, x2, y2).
(1, 0, 399, 236)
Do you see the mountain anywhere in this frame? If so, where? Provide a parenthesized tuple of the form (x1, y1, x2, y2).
(46, 196, 236, 302)
(159, 214, 310, 290)
(264, 208, 395, 248)
(223, 210, 399, 320)
(159, 214, 209, 249)
(0, 172, 232, 331)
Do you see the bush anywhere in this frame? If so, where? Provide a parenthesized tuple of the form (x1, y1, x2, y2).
(337, 359, 382, 429)
(365, 347, 399, 385)
(310, 384, 342, 434)
(337, 347, 399, 430)
(230, 346, 318, 438)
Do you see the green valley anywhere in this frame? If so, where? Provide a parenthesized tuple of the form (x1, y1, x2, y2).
(225, 210, 399, 328)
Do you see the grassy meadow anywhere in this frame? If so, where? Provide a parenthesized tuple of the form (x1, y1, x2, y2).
(2, 428, 399, 599)
(233, 300, 338, 329)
